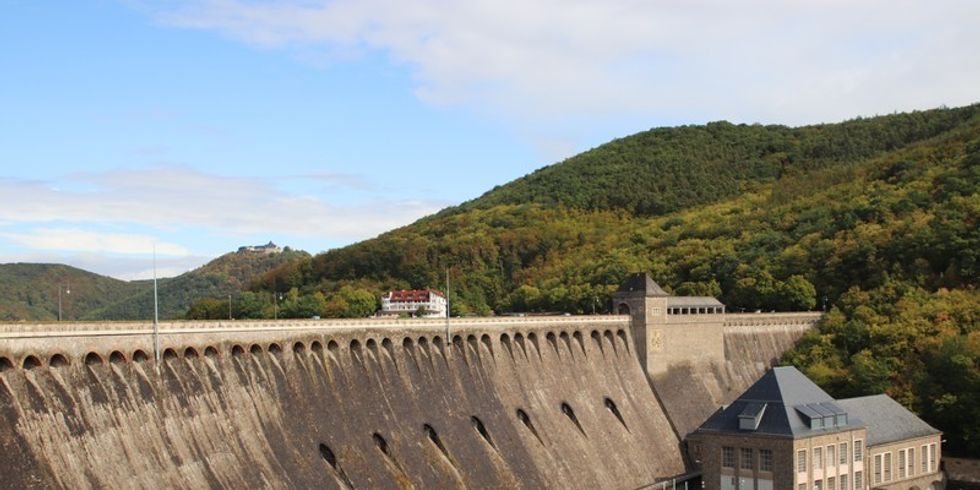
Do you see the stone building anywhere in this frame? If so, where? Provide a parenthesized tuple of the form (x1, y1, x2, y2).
(380, 289, 447, 318)
(837, 395, 943, 490)
(688, 367, 943, 490)
(612, 273, 727, 376)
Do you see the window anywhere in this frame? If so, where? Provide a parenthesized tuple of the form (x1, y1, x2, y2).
(814, 447, 823, 471)
(921, 445, 928, 473)
(814, 480, 823, 490)
(799, 450, 807, 473)
(908, 447, 914, 477)
(827, 446, 835, 469)
(854, 440, 863, 462)
(874, 454, 882, 484)
(760, 449, 773, 472)
(840, 474, 848, 490)
(741, 448, 754, 470)
(723, 446, 736, 468)
(884, 452, 892, 481)
(840, 442, 848, 464)
(854, 471, 862, 490)
(899, 450, 906, 479)
(828, 476, 835, 490)
(929, 443, 936, 472)
(799, 484, 807, 490)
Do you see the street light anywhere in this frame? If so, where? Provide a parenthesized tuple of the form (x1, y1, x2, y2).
(58, 283, 70, 321)
(274, 292, 283, 320)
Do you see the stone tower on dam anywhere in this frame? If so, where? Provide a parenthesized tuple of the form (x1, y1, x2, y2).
(0, 274, 820, 489)
(612, 273, 727, 377)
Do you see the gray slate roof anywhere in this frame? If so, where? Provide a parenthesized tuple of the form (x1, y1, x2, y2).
(615, 273, 669, 297)
(836, 394, 939, 446)
(695, 366, 864, 438)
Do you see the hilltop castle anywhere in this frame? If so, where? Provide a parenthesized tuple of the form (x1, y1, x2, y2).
(237, 241, 281, 254)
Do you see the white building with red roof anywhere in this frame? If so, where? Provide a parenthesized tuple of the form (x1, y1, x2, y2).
(380, 289, 447, 318)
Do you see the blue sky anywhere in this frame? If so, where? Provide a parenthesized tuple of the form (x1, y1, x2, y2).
(2, 0, 978, 279)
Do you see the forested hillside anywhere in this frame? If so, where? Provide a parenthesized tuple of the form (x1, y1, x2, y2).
(449, 106, 977, 216)
(0, 264, 136, 321)
(0, 248, 309, 321)
(220, 104, 978, 454)
(241, 105, 977, 315)
(87, 248, 309, 320)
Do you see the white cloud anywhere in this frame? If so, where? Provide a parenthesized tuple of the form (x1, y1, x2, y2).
(2, 228, 190, 256)
(145, 0, 980, 125)
(287, 172, 371, 190)
(0, 166, 446, 241)
(0, 252, 212, 280)
(115, 265, 199, 281)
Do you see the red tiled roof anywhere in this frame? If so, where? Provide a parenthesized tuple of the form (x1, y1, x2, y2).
(387, 289, 445, 302)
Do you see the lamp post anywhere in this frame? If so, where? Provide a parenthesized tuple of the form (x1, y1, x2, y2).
(445, 267, 451, 342)
(274, 292, 283, 320)
(57, 283, 70, 321)
(153, 247, 160, 368)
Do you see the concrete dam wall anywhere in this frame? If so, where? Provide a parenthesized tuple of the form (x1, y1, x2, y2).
(651, 314, 819, 439)
(0, 317, 688, 489)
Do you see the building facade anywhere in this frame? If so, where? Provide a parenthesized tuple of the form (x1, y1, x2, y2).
(380, 289, 447, 318)
(836, 395, 943, 490)
(689, 367, 943, 490)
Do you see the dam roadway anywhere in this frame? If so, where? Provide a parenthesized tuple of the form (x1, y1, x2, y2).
(0, 314, 818, 489)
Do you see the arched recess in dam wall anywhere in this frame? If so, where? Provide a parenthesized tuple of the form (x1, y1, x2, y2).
(0, 318, 685, 489)
(649, 314, 818, 439)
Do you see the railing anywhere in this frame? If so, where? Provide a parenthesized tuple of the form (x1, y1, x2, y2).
(724, 312, 823, 328)
(0, 315, 631, 338)
(634, 471, 702, 490)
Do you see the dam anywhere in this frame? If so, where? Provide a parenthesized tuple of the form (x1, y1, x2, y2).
(0, 277, 821, 489)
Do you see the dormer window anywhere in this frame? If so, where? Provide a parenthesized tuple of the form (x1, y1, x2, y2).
(795, 402, 848, 430)
(738, 402, 767, 431)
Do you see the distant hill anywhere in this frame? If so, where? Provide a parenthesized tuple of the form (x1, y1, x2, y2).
(85, 248, 310, 320)
(448, 105, 978, 217)
(0, 263, 136, 321)
(0, 247, 310, 321)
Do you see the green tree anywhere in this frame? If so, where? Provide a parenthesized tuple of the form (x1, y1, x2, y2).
(338, 286, 378, 318)
(237, 291, 266, 319)
(774, 275, 817, 311)
(185, 298, 226, 320)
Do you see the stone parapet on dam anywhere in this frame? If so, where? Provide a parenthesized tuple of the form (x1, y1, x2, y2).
(0, 316, 628, 360)
(723, 312, 821, 329)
